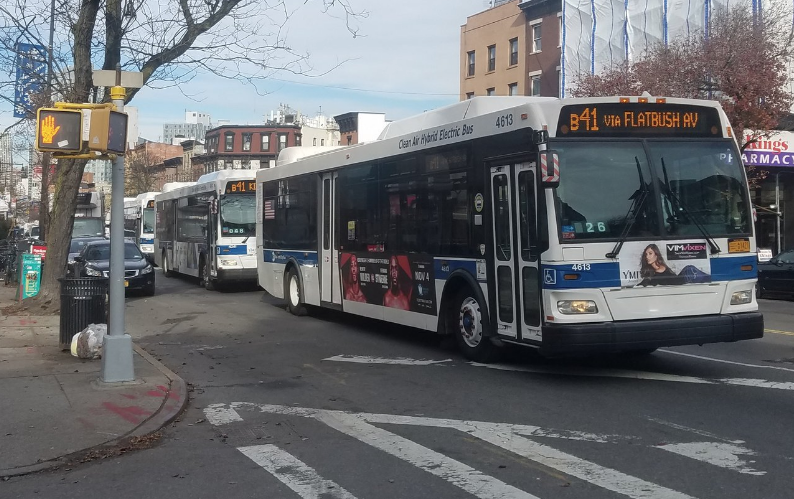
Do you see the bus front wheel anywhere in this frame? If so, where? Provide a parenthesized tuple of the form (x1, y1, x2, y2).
(451, 288, 500, 363)
(286, 268, 307, 316)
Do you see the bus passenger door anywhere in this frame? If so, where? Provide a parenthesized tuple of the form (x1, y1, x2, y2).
(321, 173, 341, 304)
(490, 163, 542, 343)
(207, 197, 217, 278)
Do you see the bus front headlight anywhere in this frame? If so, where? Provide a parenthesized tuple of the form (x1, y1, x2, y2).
(730, 290, 752, 305)
(557, 300, 598, 314)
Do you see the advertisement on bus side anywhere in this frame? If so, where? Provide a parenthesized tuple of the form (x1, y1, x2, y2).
(619, 241, 712, 287)
(340, 252, 436, 314)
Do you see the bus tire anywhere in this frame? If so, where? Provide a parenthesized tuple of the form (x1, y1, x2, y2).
(162, 253, 174, 278)
(201, 256, 215, 291)
(451, 287, 500, 363)
(285, 268, 307, 316)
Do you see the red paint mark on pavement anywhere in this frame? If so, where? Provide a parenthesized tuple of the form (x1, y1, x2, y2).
(146, 384, 178, 401)
(101, 402, 152, 424)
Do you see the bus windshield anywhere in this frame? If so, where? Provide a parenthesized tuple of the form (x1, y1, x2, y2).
(220, 194, 256, 236)
(553, 139, 750, 241)
(142, 208, 155, 234)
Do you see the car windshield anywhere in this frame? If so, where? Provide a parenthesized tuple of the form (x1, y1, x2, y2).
(72, 218, 105, 237)
(84, 243, 143, 261)
(553, 139, 751, 241)
(220, 194, 256, 236)
(142, 208, 155, 234)
(69, 238, 100, 253)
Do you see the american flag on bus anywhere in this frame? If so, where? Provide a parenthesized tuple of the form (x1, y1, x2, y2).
(264, 199, 275, 220)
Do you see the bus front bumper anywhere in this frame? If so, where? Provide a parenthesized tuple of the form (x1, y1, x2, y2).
(538, 312, 764, 356)
(216, 267, 258, 283)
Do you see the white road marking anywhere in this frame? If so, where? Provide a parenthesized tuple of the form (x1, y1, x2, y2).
(470, 362, 794, 391)
(315, 411, 540, 499)
(224, 403, 705, 498)
(203, 403, 243, 425)
(658, 350, 794, 374)
(657, 442, 765, 476)
(470, 362, 712, 384)
(194, 345, 225, 351)
(467, 428, 695, 499)
(238, 444, 359, 499)
(646, 418, 744, 444)
(324, 355, 452, 365)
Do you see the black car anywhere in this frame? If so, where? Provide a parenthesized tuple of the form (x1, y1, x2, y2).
(72, 240, 155, 296)
(67, 236, 107, 273)
(757, 249, 794, 298)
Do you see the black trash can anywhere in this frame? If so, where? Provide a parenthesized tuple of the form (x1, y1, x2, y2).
(59, 277, 108, 351)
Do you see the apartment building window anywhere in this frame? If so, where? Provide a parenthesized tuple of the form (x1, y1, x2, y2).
(224, 160, 233, 170)
(466, 92, 474, 100)
(486, 87, 495, 96)
(224, 132, 234, 151)
(530, 72, 542, 96)
(509, 38, 519, 66)
(467, 51, 475, 77)
(487, 45, 496, 72)
(508, 83, 518, 96)
(313, 138, 317, 146)
(278, 134, 288, 152)
(261, 133, 270, 151)
(532, 24, 542, 53)
(321, 139, 325, 146)
(347, 136, 353, 145)
(296, 135, 302, 146)
(242, 133, 252, 151)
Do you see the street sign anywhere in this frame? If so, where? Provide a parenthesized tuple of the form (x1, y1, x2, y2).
(36, 108, 83, 152)
(92, 70, 143, 88)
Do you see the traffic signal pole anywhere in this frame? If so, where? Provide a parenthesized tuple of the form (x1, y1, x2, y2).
(100, 79, 134, 383)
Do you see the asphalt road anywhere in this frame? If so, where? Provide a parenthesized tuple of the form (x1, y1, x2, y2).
(5, 271, 794, 499)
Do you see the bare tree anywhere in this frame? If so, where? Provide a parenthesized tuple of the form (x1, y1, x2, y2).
(125, 147, 160, 196)
(0, 0, 364, 306)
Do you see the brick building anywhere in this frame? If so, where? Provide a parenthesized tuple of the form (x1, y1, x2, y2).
(194, 124, 302, 172)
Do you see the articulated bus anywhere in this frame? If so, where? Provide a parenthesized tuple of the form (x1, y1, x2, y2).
(255, 96, 763, 360)
(154, 171, 257, 289)
(124, 192, 159, 261)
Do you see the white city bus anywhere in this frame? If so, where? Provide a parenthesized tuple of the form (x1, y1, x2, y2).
(256, 96, 763, 360)
(124, 192, 159, 261)
(154, 171, 257, 289)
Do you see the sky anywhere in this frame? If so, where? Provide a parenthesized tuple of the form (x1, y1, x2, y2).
(132, 0, 491, 140)
(1, 1, 490, 147)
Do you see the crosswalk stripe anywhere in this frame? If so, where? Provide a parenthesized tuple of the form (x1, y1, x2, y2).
(656, 442, 765, 476)
(315, 411, 541, 499)
(204, 403, 243, 425)
(239, 444, 359, 499)
(324, 355, 452, 365)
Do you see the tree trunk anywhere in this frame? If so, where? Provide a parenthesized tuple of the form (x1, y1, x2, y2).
(36, 158, 87, 306)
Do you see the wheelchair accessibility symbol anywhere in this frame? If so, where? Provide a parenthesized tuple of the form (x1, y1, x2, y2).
(543, 269, 557, 285)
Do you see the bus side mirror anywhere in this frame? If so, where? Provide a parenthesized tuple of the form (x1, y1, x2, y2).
(539, 150, 560, 187)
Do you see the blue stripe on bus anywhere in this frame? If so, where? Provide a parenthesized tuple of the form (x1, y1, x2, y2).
(542, 256, 757, 289)
(139, 237, 154, 245)
(217, 245, 248, 255)
(433, 258, 479, 281)
(263, 250, 318, 266)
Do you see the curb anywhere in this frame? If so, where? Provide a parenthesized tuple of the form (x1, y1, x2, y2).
(0, 344, 189, 479)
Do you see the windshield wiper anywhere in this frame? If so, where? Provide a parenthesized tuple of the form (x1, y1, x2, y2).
(661, 159, 721, 255)
(606, 157, 650, 259)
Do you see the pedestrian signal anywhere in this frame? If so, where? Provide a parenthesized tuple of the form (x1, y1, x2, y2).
(36, 108, 83, 153)
(88, 108, 128, 154)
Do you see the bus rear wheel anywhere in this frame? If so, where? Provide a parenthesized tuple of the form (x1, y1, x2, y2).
(162, 253, 174, 278)
(451, 288, 500, 363)
(285, 268, 307, 316)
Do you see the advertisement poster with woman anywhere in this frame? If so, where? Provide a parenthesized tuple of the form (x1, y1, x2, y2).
(340, 252, 436, 314)
(618, 241, 711, 287)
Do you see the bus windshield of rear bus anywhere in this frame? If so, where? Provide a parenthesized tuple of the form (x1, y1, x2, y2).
(220, 194, 256, 236)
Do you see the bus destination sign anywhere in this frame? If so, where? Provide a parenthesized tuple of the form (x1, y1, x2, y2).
(557, 103, 722, 138)
(225, 181, 256, 194)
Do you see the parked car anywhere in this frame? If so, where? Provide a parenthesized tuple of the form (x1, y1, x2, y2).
(71, 240, 155, 296)
(757, 249, 794, 298)
(67, 236, 107, 274)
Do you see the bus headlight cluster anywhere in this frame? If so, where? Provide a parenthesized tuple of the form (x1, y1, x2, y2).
(219, 258, 238, 267)
(557, 300, 598, 315)
(730, 290, 752, 305)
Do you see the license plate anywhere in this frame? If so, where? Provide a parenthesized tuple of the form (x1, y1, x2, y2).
(124, 280, 129, 287)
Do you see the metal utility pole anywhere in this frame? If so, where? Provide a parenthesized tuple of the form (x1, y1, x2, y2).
(39, 0, 56, 241)
(775, 173, 782, 255)
(100, 65, 134, 383)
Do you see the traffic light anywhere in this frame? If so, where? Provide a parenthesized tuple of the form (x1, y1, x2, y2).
(36, 108, 83, 153)
(89, 107, 128, 154)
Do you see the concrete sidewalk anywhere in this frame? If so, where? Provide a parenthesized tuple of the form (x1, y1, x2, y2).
(0, 283, 187, 477)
